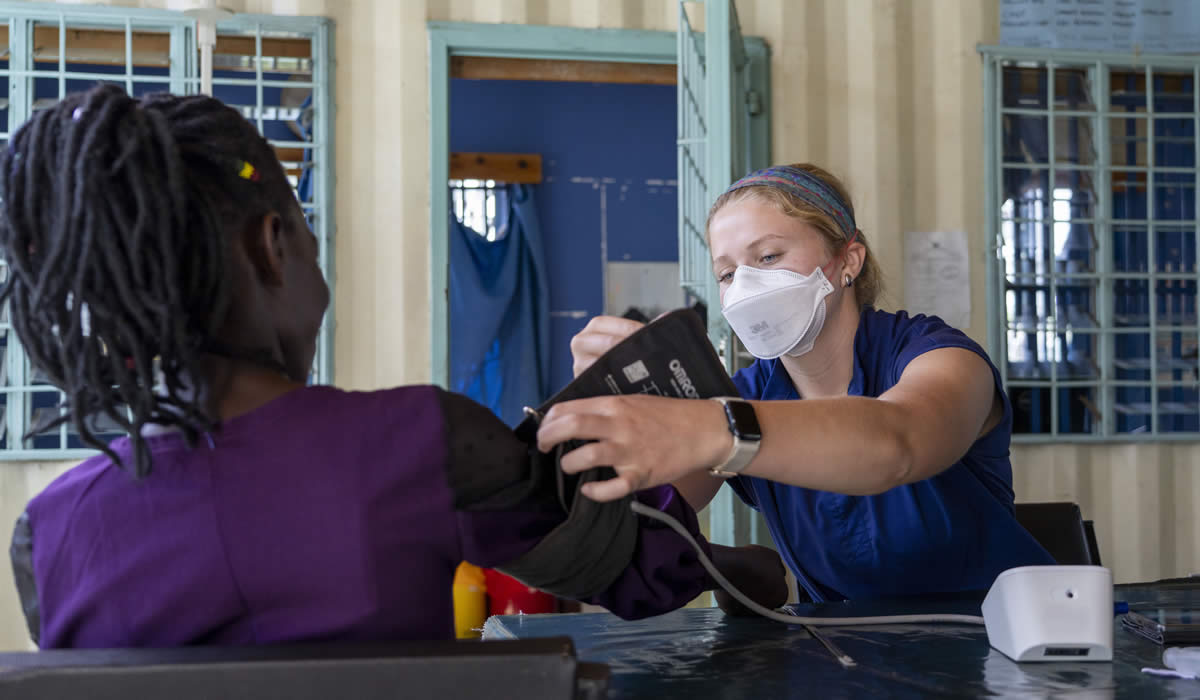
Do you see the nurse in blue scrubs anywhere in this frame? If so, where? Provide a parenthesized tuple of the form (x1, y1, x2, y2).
(537, 163, 1055, 603)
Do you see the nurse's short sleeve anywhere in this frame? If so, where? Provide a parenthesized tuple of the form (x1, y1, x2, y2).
(727, 476, 760, 510)
(890, 314, 995, 385)
(887, 313, 1012, 462)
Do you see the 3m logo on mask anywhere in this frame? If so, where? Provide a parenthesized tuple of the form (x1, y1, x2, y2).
(668, 359, 700, 399)
(721, 264, 836, 360)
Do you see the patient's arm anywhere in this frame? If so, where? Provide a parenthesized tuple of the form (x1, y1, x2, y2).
(437, 388, 785, 619)
(9, 511, 40, 644)
(709, 543, 789, 616)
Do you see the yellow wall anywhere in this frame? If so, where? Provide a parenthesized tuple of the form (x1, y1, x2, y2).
(1, 0, 1196, 650)
(0, 460, 74, 650)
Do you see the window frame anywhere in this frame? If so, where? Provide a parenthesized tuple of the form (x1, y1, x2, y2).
(0, 2, 334, 459)
(981, 45, 1199, 443)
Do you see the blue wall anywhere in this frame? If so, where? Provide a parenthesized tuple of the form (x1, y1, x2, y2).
(450, 78, 677, 393)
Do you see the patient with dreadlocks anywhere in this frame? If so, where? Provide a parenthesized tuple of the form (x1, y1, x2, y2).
(4, 85, 787, 648)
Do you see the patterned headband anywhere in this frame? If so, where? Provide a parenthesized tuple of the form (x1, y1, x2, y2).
(723, 166, 856, 241)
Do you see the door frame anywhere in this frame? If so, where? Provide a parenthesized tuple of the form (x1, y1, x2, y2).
(427, 20, 769, 387)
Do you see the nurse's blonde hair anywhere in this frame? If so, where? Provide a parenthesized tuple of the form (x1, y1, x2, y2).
(705, 163, 883, 308)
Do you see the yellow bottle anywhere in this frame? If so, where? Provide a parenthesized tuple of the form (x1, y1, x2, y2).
(452, 562, 488, 639)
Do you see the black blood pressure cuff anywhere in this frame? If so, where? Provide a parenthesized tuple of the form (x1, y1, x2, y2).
(490, 309, 740, 597)
(511, 308, 740, 504)
(441, 307, 739, 507)
(437, 383, 636, 596)
(496, 463, 639, 598)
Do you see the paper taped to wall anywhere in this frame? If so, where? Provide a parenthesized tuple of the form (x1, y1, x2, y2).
(999, 0, 1200, 53)
(904, 231, 971, 331)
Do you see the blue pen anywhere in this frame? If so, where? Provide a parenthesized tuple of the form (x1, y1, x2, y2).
(1114, 601, 1129, 615)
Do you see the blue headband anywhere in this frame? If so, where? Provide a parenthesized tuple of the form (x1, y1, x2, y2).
(723, 166, 857, 240)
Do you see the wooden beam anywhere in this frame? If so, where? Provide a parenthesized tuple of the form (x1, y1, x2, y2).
(214, 35, 311, 60)
(451, 56, 676, 86)
(274, 146, 307, 178)
(450, 152, 542, 184)
(29, 26, 171, 67)
(0, 26, 310, 68)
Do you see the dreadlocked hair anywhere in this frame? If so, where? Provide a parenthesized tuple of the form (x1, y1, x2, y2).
(0, 84, 297, 477)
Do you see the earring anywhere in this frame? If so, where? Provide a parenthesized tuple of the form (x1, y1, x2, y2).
(844, 273, 854, 288)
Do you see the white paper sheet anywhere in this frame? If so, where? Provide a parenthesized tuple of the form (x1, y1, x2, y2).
(904, 231, 971, 331)
(1000, 0, 1055, 48)
(1000, 0, 1200, 52)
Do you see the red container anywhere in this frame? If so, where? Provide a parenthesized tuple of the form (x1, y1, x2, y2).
(483, 569, 557, 616)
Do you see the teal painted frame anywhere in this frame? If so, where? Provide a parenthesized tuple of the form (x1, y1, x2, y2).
(426, 21, 770, 387)
(207, 14, 337, 388)
(979, 44, 1200, 443)
(0, 1, 194, 460)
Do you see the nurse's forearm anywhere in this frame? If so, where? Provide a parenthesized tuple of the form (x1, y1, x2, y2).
(716, 398, 916, 496)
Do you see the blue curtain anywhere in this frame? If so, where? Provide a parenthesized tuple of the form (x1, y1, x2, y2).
(449, 184, 551, 426)
(296, 94, 314, 210)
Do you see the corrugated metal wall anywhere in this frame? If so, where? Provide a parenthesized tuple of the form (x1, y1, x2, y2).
(1, 0, 1195, 651)
(1012, 445, 1200, 583)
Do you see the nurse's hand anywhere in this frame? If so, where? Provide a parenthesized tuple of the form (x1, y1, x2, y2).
(569, 316, 644, 378)
(536, 394, 731, 502)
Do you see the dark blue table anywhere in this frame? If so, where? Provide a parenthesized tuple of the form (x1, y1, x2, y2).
(483, 580, 1200, 698)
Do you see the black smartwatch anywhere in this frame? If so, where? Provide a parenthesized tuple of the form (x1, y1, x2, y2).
(708, 397, 762, 478)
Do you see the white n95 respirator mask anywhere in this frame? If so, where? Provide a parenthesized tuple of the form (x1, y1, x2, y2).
(721, 265, 836, 360)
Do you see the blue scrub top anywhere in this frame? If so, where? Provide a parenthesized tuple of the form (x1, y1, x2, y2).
(729, 308, 1054, 602)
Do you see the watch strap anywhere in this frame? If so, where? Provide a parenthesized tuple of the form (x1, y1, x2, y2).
(708, 397, 761, 478)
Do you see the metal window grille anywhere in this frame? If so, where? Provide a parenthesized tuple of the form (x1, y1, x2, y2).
(450, 178, 505, 241)
(676, 0, 771, 553)
(982, 46, 1199, 441)
(0, 3, 334, 458)
(677, 1, 763, 375)
(205, 16, 335, 391)
(676, 2, 710, 322)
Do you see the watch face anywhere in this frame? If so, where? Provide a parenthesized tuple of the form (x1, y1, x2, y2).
(725, 400, 762, 441)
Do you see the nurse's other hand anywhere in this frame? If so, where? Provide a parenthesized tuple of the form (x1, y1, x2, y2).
(710, 544, 790, 616)
(569, 316, 644, 378)
(536, 394, 731, 502)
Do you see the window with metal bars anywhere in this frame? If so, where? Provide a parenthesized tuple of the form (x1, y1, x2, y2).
(982, 47, 1198, 440)
(0, 3, 333, 457)
(450, 179, 507, 241)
